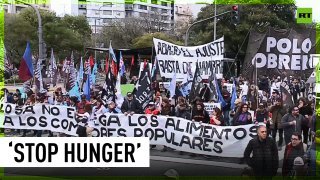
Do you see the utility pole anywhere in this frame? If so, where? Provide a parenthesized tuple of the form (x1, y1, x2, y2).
(185, 11, 231, 46)
(213, 0, 217, 40)
(18, 2, 44, 62)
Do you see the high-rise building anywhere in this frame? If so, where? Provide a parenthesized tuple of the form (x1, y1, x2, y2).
(124, 0, 174, 31)
(3, 0, 50, 14)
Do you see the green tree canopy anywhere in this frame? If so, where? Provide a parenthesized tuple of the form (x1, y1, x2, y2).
(132, 32, 183, 49)
(4, 8, 92, 65)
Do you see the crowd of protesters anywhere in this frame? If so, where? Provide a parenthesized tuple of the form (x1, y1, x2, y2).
(1, 73, 318, 177)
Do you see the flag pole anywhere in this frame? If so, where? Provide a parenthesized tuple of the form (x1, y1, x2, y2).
(255, 57, 258, 109)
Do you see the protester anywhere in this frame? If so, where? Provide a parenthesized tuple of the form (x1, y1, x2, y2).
(209, 107, 224, 126)
(233, 103, 252, 126)
(298, 97, 313, 144)
(121, 92, 142, 115)
(145, 102, 160, 115)
(191, 102, 210, 124)
(244, 125, 279, 179)
(269, 98, 287, 150)
(282, 132, 306, 177)
(281, 106, 303, 145)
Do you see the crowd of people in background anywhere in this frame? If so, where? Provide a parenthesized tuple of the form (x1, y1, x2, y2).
(1, 72, 317, 178)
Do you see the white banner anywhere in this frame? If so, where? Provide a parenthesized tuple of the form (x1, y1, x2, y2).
(2, 104, 78, 136)
(203, 103, 221, 113)
(90, 114, 257, 158)
(153, 37, 224, 80)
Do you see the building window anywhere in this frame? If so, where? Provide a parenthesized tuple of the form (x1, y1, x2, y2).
(126, 11, 133, 17)
(103, 18, 111, 23)
(139, 5, 148, 10)
(139, 12, 147, 17)
(161, 16, 168, 21)
(103, 10, 112, 15)
(161, 2, 168, 6)
(103, 2, 112, 7)
(161, 9, 167, 14)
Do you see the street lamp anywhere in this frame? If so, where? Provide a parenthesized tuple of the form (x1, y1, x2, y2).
(184, 10, 231, 46)
(16, 1, 44, 62)
(94, 5, 107, 62)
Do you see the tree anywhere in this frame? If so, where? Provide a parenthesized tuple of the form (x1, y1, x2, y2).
(4, 7, 92, 66)
(131, 32, 183, 49)
(99, 17, 145, 49)
(190, 0, 297, 55)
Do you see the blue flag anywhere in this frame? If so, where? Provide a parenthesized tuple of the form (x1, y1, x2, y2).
(83, 69, 91, 101)
(230, 81, 237, 110)
(119, 51, 125, 76)
(215, 76, 226, 108)
(91, 63, 98, 85)
(169, 73, 177, 98)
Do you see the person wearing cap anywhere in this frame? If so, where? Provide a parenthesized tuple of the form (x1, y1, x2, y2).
(255, 103, 269, 132)
(244, 125, 279, 178)
(282, 132, 306, 177)
(121, 92, 142, 115)
(269, 98, 286, 151)
(145, 102, 160, 115)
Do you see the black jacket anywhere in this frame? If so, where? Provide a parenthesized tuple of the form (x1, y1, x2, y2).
(244, 137, 279, 177)
(121, 99, 142, 114)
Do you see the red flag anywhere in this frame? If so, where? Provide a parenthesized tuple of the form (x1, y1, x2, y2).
(89, 55, 94, 68)
(18, 42, 34, 81)
(131, 55, 135, 66)
(112, 60, 117, 76)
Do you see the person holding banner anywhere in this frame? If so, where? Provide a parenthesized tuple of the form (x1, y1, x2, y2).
(191, 102, 210, 124)
(106, 101, 121, 114)
(175, 98, 191, 120)
(145, 102, 160, 115)
(121, 92, 142, 115)
(233, 103, 252, 126)
(209, 107, 224, 126)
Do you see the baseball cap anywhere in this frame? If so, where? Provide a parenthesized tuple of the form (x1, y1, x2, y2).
(293, 157, 304, 166)
(127, 92, 133, 97)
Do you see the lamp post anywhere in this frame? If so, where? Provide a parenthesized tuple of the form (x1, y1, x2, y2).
(184, 10, 231, 46)
(17, 1, 44, 62)
(94, 5, 107, 61)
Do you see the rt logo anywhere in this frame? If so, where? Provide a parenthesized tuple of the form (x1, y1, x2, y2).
(297, 8, 312, 24)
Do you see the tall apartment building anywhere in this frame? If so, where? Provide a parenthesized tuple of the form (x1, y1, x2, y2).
(124, 0, 174, 31)
(174, 4, 192, 23)
(3, 0, 49, 14)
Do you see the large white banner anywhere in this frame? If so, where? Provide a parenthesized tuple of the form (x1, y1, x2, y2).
(153, 37, 224, 80)
(2, 104, 78, 136)
(90, 113, 256, 158)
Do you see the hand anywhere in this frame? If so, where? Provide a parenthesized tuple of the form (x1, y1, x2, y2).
(124, 112, 128, 116)
(290, 121, 296, 125)
(130, 111, 134, 115)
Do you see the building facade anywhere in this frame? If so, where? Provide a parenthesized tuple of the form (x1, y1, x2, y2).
(3, 0, 49, 14)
